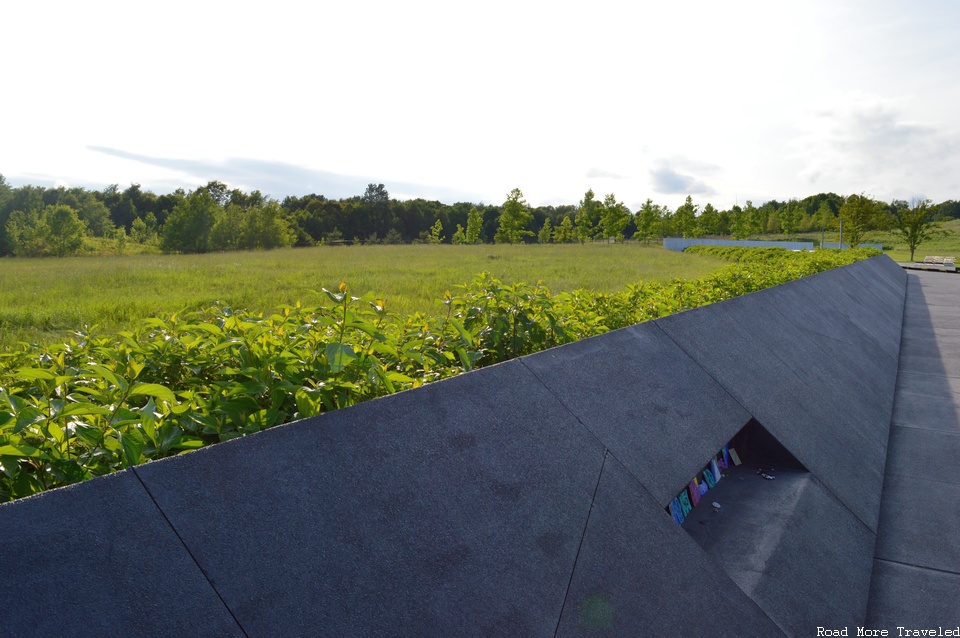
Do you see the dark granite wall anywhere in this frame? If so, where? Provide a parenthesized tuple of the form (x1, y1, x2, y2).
(0, 255, 906, 637)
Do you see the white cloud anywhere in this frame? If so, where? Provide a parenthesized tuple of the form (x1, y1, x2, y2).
(789, 95, 960, 201)
(3, 1, 960, 209)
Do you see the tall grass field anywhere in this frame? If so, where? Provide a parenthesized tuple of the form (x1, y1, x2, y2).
(0, 243, 727, 351)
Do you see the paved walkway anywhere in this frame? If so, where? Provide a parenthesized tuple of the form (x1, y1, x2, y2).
(867, 270, 960, 627)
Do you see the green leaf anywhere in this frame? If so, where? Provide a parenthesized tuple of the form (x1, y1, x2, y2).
(325, 342, 357, 374)
(14, 407, 45, 434)
(73, 423, 103, 447)
(128, 360, 145, 380)
(295, 388, 323, 418)
(118, 429, 144, 468)
(16, 368, 56, 381)
(322, 288, 345, 304)
(173, 438, 205, 450)
(210, 339, 243, 353)
(448, 318, 474, 343)
(193, 322, 224, 337)
(0, 444, 51, 459)
(60, 402, 112, 418)
(88, 364, 128, 393)
(138, 398, 158, 446)
(129, 383, 177, 405)
(386, 372, 414, 384)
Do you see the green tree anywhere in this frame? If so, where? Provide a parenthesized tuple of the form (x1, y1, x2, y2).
(674, 196, 699, 237)
(698, 203, 719, 236)
(554, 215, 575, 243)
(161, 189, 220, 253)
(636, 199, 660, 241)
(494, 188, 533, 244)
(383, 228, 404, 244)
(130, 213, 158, 245)
(5, 210, 49, 256)
(451, 224, 467, 244)
(78, 193, 114, 237)
(113, 226, 127, 254)
(730, 205, 751, 239)
(816, 201, 836, 233)
(717, 209, 731, 236)
(599, 194, 631, 241)
(538, 217, 553, 244)
(44, 204, 87, 257)
(893, 200, 945, 261)
(745, 200, 764, 236)
(780, 202, 800, 235)
(839, 193, 881, 248)
(465, 206, 484, 244)
(243, 201, 297, 249)
(427, 218, 443, 244)
(575, 189, 601, 242)
(209, 205, 243, 251)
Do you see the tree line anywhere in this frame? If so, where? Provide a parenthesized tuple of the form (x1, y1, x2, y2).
(0, 173, 956, 257)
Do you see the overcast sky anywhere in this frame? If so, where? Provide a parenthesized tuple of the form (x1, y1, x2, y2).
(4, 0, 960, 211)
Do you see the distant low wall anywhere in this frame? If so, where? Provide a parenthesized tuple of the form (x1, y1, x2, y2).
(821, 242, 884, 250)
(664, 237, 814, 251)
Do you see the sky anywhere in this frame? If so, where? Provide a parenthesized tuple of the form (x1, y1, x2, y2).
(3, 0, 960, 212)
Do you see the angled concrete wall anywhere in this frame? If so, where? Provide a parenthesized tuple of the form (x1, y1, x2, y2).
(0, 256, 907, 637)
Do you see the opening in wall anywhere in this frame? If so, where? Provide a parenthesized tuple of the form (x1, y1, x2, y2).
(665, 418, 808, 526)
(669, 418, 814, 598)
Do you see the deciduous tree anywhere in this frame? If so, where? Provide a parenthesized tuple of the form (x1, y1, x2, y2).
(575, 189, 601, 242)
(494, 188, 533, 244)
(599, 193, 630, 240)
(674, 196, 699, 237)
(893, 200, 945, 261)
(636, 199, 660, 241)
(554, 216, 575, 243)
(538, 217, 553, 243)
(161, 189, 220, 253)
(427, 219, 443, 244)
(839, 193, 881, 248)
(44, 204, 87, 257)
(465, 206, 484, 244)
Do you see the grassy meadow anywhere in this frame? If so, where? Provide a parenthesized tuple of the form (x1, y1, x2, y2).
(796, 218, 960, 262)
(0, 243, 727, 351)
(868, 218, 960, 262)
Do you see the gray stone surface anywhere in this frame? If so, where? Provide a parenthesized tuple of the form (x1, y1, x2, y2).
(845, 254, 909, 300)
(0, 471, 243, 638)
(874, 473, 960, 573)
(555, 455, 783, 638)
(866, 270, 960, 626)
(519, 321, 753, 506)
(866, 560, 960, 631)
(654, 273, 896, 531)
(136, 359, 607, 637)
(899, 335, 960, 360)
(0, 256, 920, 637)
(897, 351, 960, 378)
(744, 478, 875, 635)
(683, 466, 875, 636)
(806, 262, 905, 361)
(895, 370, 960, 401)
(891, 388, 960, 432)
(884, 427, 960, 483)
(748, 277, 898, 431)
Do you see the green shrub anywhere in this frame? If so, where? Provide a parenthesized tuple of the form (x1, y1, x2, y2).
(0, 249, 879, 501)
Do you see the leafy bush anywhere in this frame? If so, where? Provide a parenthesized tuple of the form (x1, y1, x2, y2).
(0, 249, 879, 501)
